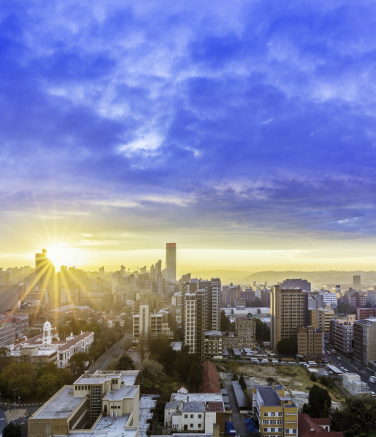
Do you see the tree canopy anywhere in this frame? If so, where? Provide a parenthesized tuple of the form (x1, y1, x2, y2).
(221, 310, 235, 332)
(302, 385, 331, 418)
(276, 338, 295, 355)
(255, 318, 270, 342)
(3, 422, 21, 437)
(70, 352, 90, 375)
(116, 354, 135, 370)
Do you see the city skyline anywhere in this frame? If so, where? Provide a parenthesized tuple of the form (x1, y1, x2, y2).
(2, 1, 376, 270)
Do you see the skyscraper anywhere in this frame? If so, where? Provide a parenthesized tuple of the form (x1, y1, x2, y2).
(35, 249, 55, 304)
(270, 284, 308, 350)
(166, 243, 176, 283)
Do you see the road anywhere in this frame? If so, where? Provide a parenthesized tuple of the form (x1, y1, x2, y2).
(89, 334, 133, 373)
(323, 343, 376, 392)
(0, 408, 5, 436)
(225, 382, 247, 437)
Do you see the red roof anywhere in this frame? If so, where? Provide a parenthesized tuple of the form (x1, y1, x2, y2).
(199, 360, 221, 393)
(206, 402, 224, 412)
(298, 414, 343, 437)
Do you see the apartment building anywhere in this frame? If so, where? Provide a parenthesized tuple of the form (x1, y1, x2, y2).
(28, 370, 141, 437)
(252, 384, 298, 437)
(330, 315, 355, 357)
(320, 292, 338, 308)
(203, 331, 223, 358)
(184, 278, 221, 359)
(353, 318, 376, 366)
(356, 308, 376, 320)
(270, 285, 308, 350)
(0, 322, 16, 347)
(308, 308, 335, 333)
(297, 327, 323, 356)
(133, 305, 172, 340)
(342, 373, 369, 396)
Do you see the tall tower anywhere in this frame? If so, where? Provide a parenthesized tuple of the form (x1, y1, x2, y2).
(166, 243, 176, 283)
(35, 249, 55, 302)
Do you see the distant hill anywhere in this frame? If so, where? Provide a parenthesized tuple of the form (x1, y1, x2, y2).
(189, 270, 253, 284)
(245, 270, 376, 287)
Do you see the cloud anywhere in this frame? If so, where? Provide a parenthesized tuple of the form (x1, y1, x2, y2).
(1, 0, 376, 258)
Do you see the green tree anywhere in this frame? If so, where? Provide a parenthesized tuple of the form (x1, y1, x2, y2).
(3, 422, 21, 437)
(141, 360, 166, 389)
(149, 336, 170, 356)
(116, 354, 135, 370)
(239, 374, 247, 390)
(321, 400, 329, 418)
(176, 350, 200, 380)
(276, 338, 295, 355)
(36, 373, 59, 397)
(70, 352, 90, 375)
(310, 373, 317, 382)
(255, 318, 270, 342)
(251, 297, 262, 307)
(186, 360, 204, 392)
(158, 346, 177, 375)
(220, 310, 236, 332)
(0, 347, 10, 372)
(303, 385, 331, 418)
(0, 363, 35, 398)
(228, 361, 240, 377)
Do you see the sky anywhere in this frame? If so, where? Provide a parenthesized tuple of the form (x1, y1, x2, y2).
(1, 0, 376, 272)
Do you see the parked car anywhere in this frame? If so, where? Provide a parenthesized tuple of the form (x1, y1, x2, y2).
(337, 356, 341, 360)
(327, 351, 331, 355)
(321, 371, 328, 376)
(370, 391, 376, 397)
(369, 376, 376, 383)
(332, 349, 336, 353)
(272, 359, 279, 364)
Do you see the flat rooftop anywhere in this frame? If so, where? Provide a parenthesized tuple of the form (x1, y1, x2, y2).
(93, 414, 130, 431)
(33, 386, 84, 419)
(139, 395, 159, 437)
(103, 386, 138, 401)
(68, 428, 138, 437)
(171, 393, 223, 403)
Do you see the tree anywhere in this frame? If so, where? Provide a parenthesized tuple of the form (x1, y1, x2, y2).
(251, 297, 262, 307)
(36, 373, 59, 397)
(158, 346, 177, 375)
(0, 363, 35, 398)
(149, 336, 170, 356)
(176, 350, 200, 381)
(228, 361, 240, 377)
(3, 422, 21, 437)
(310, 373, 317, 382)
(239, 374, 247, 390)
(186, 360, 204, 392)
(0, 347, 10, 372)
(276, 338, 295, 355)
(255, 318, 270, 342)
(141, 360, 166, 389)
(220, 310, 235, 332)
(303, 385, 331, 418)
(321, 400, 329, 418)
(70, 352, 90, 375)
(116, 354, 135, 370)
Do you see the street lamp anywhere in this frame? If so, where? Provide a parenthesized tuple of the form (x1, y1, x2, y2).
(12, 388, 18, 405)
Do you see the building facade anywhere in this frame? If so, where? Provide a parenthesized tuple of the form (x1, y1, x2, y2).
(353, 318, 376, 366)
(297, 327, 323, 356)
(330, 316, 354, 357)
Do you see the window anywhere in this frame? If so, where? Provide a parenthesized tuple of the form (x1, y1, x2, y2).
(190, 424, 193, 428)
(293, 430, 297, 434)
(198, 415, 201, 418)
(184, 415, 188, 418)
(75, 386, 77, 390)
(278, 429, 283, 432)
(190, 414, 193, 418)
(270, 420, 276, 424)
(263, 420, 269, 425)
(278, 412, 283, 416)
(271, 412, 275, 416)
(286, 430, 289, 434)
(198, 425, 202, 428)
(271, 428, 275, 432)
(78, 386, 81, 390)
(264, 412, 268, 417)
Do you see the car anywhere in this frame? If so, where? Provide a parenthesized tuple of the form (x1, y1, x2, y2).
(369, 376, 376, 383)
(370, 391, 376, 397)
(337, 356, 341, 360)
(327, 351, 331, 355)
(332, 349, 336, 353)
(344, 368, 348, 372)
(321, 371, 328, 376)
(272, 359, 279, 364)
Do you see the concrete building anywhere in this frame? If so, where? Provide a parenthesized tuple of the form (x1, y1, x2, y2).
(133, 305, 172, 340)
(356, 308, 376, 320)
(203, 331, 222, 358)
(297, 327, 323, 356)
(308, 308, 335, 333)
(0, 322, 16, 347)
(184, 279, 221, 359)
(280, 279, 311, 292)
(251, 384, 298, 437)
(166, 243, 177, 283)
(298, 414, 343, 437)
(330, 316, 355, 357)
(353, 318, 376, 366)
(271, 285, 308, 350)
(28, 370, 141, 437)
(342, 373, 369, 396)
(319, 292, 338, 308)
(261, 289, 270, 308)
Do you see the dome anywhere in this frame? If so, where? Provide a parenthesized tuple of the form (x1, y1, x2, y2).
(43, 321, 52, 330)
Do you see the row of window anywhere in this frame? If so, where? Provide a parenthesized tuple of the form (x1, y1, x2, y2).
(263, 428, 283, 432)
(262, 420, 283, 425)
(263, 412, 283, 417)
(75, 385, 91, 390)
(184, 414, 202, 418)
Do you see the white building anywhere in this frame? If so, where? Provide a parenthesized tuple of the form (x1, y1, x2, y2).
(343, 373, 369, 396)
(133, 305, 172, 340)
(320, 292, 338, 308)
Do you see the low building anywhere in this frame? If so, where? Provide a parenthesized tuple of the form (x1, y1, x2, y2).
(298, 413, 343, 437)
(297, 327, 323, 356)
(251, 383, 298, 437)
(342, 373, 369, 396)
(204, 331, 222, 358)
(0, 322, 16, 347)
(28, 369, 141, 437)
(133, 305, 172, 340)
(221, 314, 256, 351)
(199, 360, 220, 394)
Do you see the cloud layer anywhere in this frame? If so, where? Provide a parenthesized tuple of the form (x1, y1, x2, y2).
(1, 0, 376, 262)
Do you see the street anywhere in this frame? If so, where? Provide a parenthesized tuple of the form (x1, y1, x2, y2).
(89, 334, 133, 373)
(0, 408, 5, 436)
(323, 343, 376, 391)
(225, 382, 247, 437)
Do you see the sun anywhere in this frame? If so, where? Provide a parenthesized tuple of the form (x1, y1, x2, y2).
(47, 243, 84, 271)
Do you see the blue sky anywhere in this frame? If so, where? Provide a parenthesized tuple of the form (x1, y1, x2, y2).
(1, 0, 376, 270)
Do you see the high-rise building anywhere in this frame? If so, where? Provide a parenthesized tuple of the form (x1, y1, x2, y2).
(353, 318, 376, 366)
(280, 278, 311, 291)
(184, 278, 221, 359)
(330, 315, 355, 357)
(260, 289, 270, 307)
(353, 275, 361, 288)
(270, 285, 308, 350)
(35, 249, 55, 304)
(166, 243, 176, 283)
(308, 308, 335, 333)
(297, 326, 323, 356)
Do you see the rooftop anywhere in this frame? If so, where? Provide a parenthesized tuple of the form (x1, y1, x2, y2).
(182, 402, 205, 412)
(103, 386, 138, 401)
(33, 386, 84, 419)
(139, 395, 159, 437)
(255, 385, 284, 407)
(93, 414, 130, 431)
(171, 393, 223, 403)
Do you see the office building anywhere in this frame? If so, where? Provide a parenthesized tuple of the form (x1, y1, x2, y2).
(166, 243, 176, 283)
(330, 315, 355, 357)
(320, 292, 338, 308)
(353, 275, 361, 288)
(270, 285, 308, 350)
(243, 288, 255, 306)
(297, 327, 323, 356)
(346, 291, 366, 307)
(133, 305, 172, 340)
(356, 308, 376, 320)
(261, 289, 270, 307)
(28, 370, 141, 437)
(0, 322, 16, 347)
(228, 286, 241, 307)
(251, 383, 298, 437)
(280, 278, 311, 291)
(353, 318, 376, 366)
